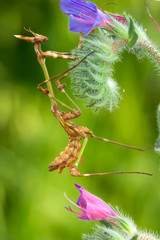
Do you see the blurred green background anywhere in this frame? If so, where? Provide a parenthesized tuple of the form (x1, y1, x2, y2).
(0, 0, 160, 239)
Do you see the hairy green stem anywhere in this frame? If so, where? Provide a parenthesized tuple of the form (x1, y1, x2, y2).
(112, 39, 160, 65)
(112, 39, 128, 53)
(137, 40, 160, 64)
(138, 233, 157, 240)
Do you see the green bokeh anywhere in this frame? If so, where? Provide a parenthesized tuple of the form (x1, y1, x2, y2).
(0, 0, 160, 239)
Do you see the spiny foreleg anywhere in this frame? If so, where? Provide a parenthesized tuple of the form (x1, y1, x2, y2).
(38, 51, 94, 93)
(42, 51, 76, 60)
(38, 78, 82, 119)
(38, 52, 95, 115)
(15, 29, 76, 60)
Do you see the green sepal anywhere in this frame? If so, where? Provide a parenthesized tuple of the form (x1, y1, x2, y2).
(102, 228, 123, 240)
(123, 12, 130, 25)
(128, 17, 138, 48)
(110, 216, 131, 233)
(83, 224, 123, 240)
(105, 21, 121, 34)
(100, 220, 113, 228)
(130, 235, 138, 240)
(105, 13, 128, 39)
(100, 219, 120, 230)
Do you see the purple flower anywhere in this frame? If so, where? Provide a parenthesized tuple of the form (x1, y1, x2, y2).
(65, 184, 120, 221)
(60, 0, 124, 34)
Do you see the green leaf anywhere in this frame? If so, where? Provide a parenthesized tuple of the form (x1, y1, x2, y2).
(128, 17, 138, 47)
(105, 13, 128, 39)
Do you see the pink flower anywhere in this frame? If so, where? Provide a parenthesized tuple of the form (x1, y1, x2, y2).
(65, 184, 120, 221)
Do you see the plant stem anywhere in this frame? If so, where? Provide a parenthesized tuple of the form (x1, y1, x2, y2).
(112, 39, 160, 66)
(112, 39, 128, 53)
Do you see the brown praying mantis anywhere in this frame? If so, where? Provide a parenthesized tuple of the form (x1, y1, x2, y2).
(15, 29, 157, 177)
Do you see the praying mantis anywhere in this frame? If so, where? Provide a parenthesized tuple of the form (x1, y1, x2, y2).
(15, 29, 157, 177)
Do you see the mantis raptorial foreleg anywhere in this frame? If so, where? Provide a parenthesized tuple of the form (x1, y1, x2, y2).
(42, 51, 76, 60)
(38, 51, 95, 115)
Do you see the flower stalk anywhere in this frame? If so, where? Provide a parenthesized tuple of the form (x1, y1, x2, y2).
(137, 40, 160, 64)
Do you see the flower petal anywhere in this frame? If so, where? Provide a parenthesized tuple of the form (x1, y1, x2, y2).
(75, 184, 120, 220)
(60, 0, 98, 20)
(60, 0, 107, 34)
(69, 16, 95, 34)
(60, 0, 126, 34)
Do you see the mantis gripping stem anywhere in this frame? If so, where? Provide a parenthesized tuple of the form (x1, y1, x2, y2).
(15, 30, 155, 177)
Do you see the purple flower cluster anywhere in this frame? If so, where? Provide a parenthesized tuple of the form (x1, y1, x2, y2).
(60, 0, 125, 34)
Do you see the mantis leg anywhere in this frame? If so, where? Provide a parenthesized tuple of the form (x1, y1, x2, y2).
(70, 135, 152, 177)
(90, 133, 157, 151)
(74, 137, 88, 168)
(72, 171, 152, 177)
(50, 52, 95, 112)
(42, 51, 76, 60)
(70, 137, 88, 176)
(38, 52, 95, 112)
(38, 79, 78, 113)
